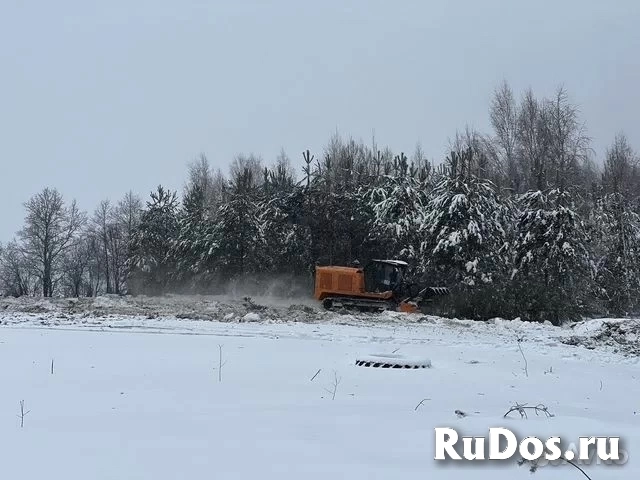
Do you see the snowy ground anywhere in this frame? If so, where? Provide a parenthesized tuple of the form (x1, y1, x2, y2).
(0, 294, 638, 479)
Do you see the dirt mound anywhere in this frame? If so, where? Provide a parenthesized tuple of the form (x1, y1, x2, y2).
(0, 294, 327, 325)
(561, 319, 640, 356)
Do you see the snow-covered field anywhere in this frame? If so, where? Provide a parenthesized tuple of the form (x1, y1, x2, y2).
(0, 294, 638, 479)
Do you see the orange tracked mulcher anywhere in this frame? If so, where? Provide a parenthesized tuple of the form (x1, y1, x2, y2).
(313, 259, 448, 313)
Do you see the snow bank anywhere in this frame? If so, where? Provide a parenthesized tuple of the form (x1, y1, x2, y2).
(562, 317, 640, 356)
(242, 312, 261, 322)
(1, 294, 638, 358)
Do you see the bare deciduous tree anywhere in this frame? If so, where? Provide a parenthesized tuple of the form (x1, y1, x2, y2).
(514, 86, 592, 192)
(186, 153, 220, 215)
(229, 153, 264, 192)
(61, 236, 91, 297)
(490, 80, 521, 192)
(19, 188, 86, 297)
(274, 147, 296, 182)
(92, 200, 113, 293)
(412, 142, 426, 166)
(117, 191, 143, 240)
(85, 234, 103, 296)
(603, 133, 639, 197)
(546, 86, 591, 190)
(448, 126, 495, 181)
(87, 200, 128, 295)
(517, 89, 551, 191)
(106, 220, 126, 294)
(0, 240, 38, 296)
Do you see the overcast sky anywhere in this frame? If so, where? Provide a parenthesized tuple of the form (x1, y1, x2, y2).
(1, 0, 639, 242)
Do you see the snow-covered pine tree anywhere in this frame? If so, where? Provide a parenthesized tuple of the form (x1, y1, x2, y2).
(417, 149, 512, 319)
(364, 172, 430, 263)
(511, 188, 593, 324)
(295, 183, 367, 266)
(291, 147, 375, 267)
(590, 192, 640, 315)
(170, 182, 217, 291)
(587, 134, 640, 315)
(128, 185, 179, 295)
(211, 167, 265, 278)
(258, 163, 310, 276)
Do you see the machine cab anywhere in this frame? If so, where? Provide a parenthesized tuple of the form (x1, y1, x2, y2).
(363, 259, 408, 293)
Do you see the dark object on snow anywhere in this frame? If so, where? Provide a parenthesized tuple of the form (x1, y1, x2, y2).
(354, 353, 431, 369)
(242, 296, 267, 311)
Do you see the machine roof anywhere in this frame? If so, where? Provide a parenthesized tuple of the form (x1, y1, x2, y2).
(372, 259, 409, 267)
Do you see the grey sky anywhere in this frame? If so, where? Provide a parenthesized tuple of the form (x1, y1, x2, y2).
(1, 0, 639, 242)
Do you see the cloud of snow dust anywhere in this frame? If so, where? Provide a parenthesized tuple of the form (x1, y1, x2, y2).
(160, 273, 317, 309)
(217, 274, 317, 308)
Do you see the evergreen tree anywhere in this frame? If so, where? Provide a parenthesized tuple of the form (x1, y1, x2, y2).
(590, 193, 640, 315)
(418, 150, 512, 318)
(259, 164, 309, 275)
(511, 188, 593, 323)
(364, 173, 430, 262)
(171, 183, 214, 290)
(128, 186, 179, 294)
(211, 167, 264, 277)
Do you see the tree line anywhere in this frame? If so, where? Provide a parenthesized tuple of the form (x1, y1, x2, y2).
(1, 81, 639, 324)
